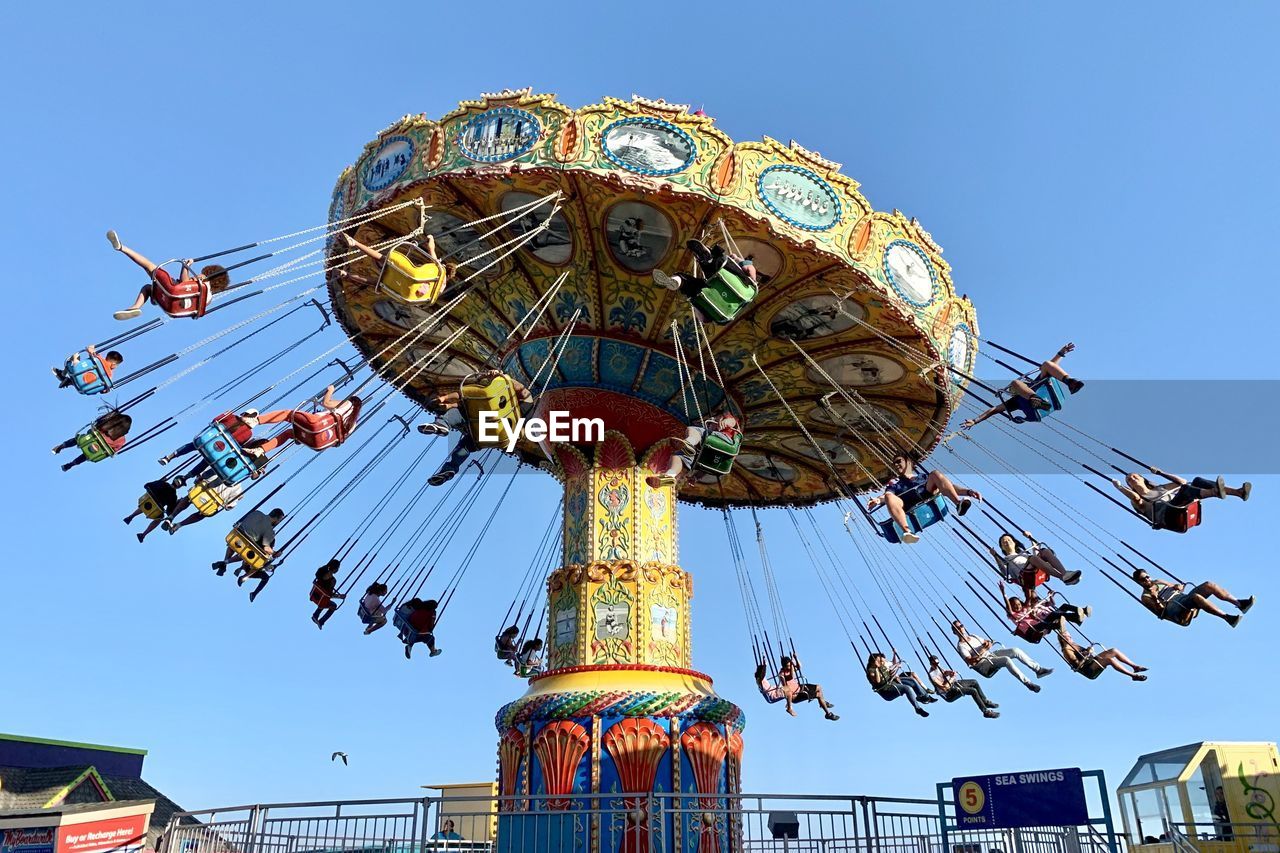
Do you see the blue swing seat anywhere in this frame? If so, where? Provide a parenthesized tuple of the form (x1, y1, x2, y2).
(1009, 376, 1067, 423)
(64, 352, 115, 396)
(879, 494, 950, 544)
(195, 421, 255, 484)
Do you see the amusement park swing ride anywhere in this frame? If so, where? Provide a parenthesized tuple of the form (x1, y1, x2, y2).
(51, 90, 1259, 840)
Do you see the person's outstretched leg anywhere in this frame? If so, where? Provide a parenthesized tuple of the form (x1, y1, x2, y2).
(249, 573, 270, 602)
(1194, 581, 1251, 611)
(137, 518, 163, 543)
(1109, 648, 1145, 671)
(926, 471, 974, 513)
(317, 605, 337, 627)
(425, 632, 441, 656)
(956, 681, 987, 711)
(52, 438, 77, 454)
(60, 454, 89, 471)
(883, 493, 915, 541)
(339, 233, 386, 264)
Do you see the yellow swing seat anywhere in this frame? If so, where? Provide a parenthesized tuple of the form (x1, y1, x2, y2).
(378, 241, 445, 304)
(460, 372, 522, 448)
(226, 526, 270, 570)
(189, 479, 230, 517)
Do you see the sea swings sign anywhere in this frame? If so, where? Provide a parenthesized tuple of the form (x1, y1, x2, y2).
(952, 767, 1088, 829)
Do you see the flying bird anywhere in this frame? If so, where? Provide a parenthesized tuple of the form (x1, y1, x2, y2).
(331, 752, 348, 766)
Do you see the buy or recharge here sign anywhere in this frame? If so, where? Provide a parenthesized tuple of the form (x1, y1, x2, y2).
(952, 768, 1088, 829)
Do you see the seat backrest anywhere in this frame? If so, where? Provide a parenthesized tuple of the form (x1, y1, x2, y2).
(690, 269, 758, 323)
(460, 374, 521, 446)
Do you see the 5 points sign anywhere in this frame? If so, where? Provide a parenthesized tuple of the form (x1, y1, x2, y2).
(951, 768, 1088, 829)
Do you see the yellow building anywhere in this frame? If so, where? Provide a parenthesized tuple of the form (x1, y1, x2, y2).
(1118, 742, 1279, 853)
(422, 783, 496, 844)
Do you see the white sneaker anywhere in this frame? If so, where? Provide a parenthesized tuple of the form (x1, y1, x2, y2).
(417, 422, 449, 437)
(652, 270, 681, 291)
(901, 531, 920, 545)
(106, 230, 122, 251)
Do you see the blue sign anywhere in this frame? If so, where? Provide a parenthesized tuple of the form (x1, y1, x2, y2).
(363, 136, 414, 191)
(952, 768, 1088, 829)
(757, 165, 842, 231)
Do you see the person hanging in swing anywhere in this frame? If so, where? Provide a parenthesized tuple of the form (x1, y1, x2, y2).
(951, 619, 1052, 692)
(335, 232, 451, 303)
(495, 625, 521, 665)
(212, 507, 284, 599)
(1130, 569, 1255, 628)
(1113, 468, 1251, 529)
(866, 451, 982, 544)
(397, 597, 443, 659)
(999, 581, 1091, 643)
(652, 239, 759, 323)
(158, 409, 261, 466)
(961, 343, 1085, 429)
(514, 638, 545, 676)
(419, 371, 536, 486)
(162, 475, 246, 535)
(52, 408, 133, 471)
(253, 385, 362, 453)
(359, 582, 390, 635)
(1056, 625, 1148, 682)
(927, 654, 1000, 718)
(646, 411, 742, 489)
(53, 344, 124, 394)
(309, 559, 347, 629)
(106, 231, 231, 320)
(990, 531, 1081, 597)
(865, 651, 937, 718)
(754, 656, 839, 721)
(123, 478, 181, 543)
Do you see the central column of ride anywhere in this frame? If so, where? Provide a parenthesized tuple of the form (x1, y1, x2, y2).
(494, 431, 745, 853)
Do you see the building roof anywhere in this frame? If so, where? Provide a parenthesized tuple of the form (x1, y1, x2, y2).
(0, 735, 146, 758)
(0, 765, 188, 843)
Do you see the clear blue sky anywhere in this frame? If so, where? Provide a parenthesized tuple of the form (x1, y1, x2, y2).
(3, 0, 1277, 816)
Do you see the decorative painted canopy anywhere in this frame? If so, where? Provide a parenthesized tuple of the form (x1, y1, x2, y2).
(327, 89, 978, 507)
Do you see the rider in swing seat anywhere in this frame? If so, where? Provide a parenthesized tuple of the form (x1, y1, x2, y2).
(1131, 569, 1255, 628)
(212, 507, 285, 602)
(159, 410, 260, 466)
(866, 451, 982, 544)
(397, 598, 443, 659)
(990, 531, 1080, 599)
(337, 232, 450, 304)
(927, 654, 1000, 718)
(123, 478, 181, 543)
(755, 656, 839, 721)
(254, 386, 362, 452)
(106, 230, 230, 320)
(866, 650, 937, 718)
(1056, 625, 1148, 682)
(999, 582, 1090, 643)
(951, 619, 1052, 692)
(419, 371, 536, 487)
(161, 476, 245, 535)
(514, 638, 545, 676)
(646, 411, 741, 489)
(652, 239, 759, 324)
(961, 343, 1085, 429)
(310, 559, 347, 629)
(52, 409, 132, 471)
(495, 625, 521, 665)
(1114, 467, 1251, 530)
(53, 345, 123, 395)
(359, 582, 390, 634)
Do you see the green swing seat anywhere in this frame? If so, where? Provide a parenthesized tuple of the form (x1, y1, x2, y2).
(690, 268, 758, 324)
(694, 430, 742, 477)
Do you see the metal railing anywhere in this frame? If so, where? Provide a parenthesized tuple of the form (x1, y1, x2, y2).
(161, 793, 946, 853)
